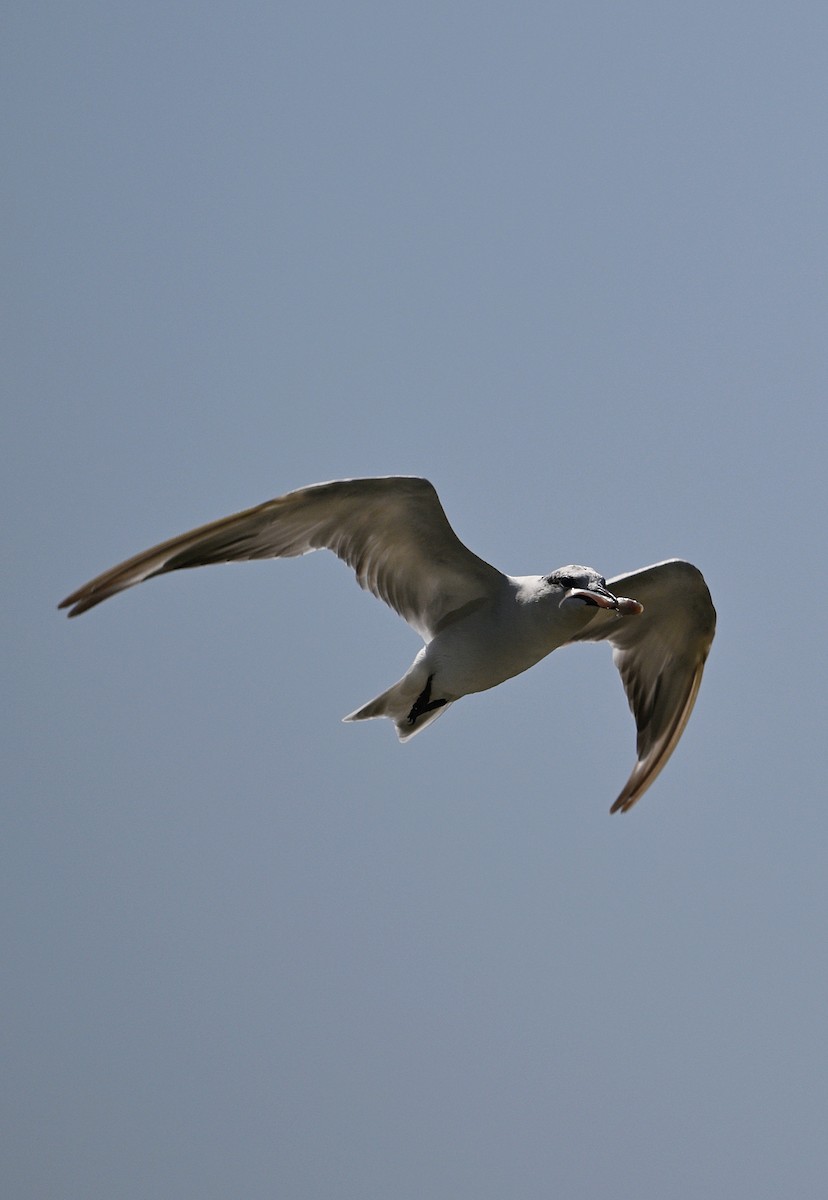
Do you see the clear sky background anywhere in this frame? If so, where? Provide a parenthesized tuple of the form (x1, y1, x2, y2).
(5, 3, 828, 1197)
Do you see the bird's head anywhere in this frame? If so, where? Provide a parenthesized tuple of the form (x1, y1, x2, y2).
(545, 566, 644, 616)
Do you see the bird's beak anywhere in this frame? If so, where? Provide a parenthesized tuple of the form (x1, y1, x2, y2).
(561, 586, 645, 616)
(563, 587, 618, 610)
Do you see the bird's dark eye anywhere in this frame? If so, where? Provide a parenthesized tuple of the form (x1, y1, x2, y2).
(553, 575, 575, 589)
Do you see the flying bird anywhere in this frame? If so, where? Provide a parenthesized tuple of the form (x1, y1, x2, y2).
(59, 476, 715, 812)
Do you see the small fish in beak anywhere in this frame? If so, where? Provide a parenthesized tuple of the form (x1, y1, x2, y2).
(615, 596, 645, 616)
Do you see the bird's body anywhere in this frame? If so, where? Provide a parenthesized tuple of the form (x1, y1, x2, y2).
(60, 476, 716, 812)
(343, 572, 600, 736)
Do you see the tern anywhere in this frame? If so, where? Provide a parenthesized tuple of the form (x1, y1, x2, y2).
(59, 476, 715, 812)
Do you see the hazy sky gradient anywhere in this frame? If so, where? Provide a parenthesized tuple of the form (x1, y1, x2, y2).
(5, 3, 828, 1197)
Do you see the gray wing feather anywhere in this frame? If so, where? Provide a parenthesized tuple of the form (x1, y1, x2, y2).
(572, 559, 716, 812)
(58, 476, 504, 641)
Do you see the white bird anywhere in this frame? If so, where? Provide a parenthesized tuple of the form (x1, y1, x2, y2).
(59, 476, 715, 812)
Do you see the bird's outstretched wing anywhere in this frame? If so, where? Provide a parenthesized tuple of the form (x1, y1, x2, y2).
(572, 559, 716, 813)
(58, 476, 504, 641)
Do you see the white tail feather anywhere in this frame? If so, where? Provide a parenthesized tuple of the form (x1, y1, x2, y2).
(342, 657, 453, 740)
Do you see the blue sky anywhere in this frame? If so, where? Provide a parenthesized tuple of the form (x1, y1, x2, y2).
(5, 3, 828, 1197)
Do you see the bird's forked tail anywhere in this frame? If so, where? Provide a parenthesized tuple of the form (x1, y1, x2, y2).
(342, 657, 453, 741)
